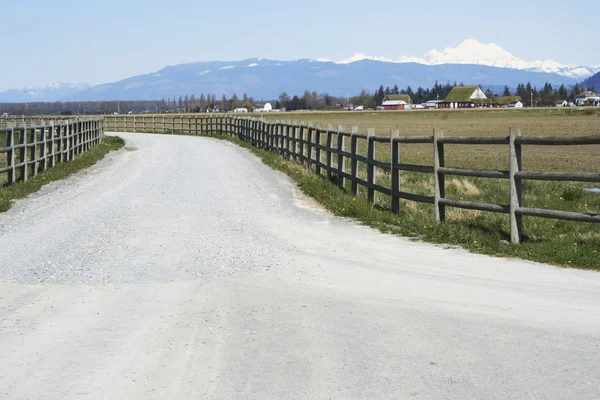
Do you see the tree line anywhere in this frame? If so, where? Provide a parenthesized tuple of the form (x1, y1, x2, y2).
(1, 82, 596, 116)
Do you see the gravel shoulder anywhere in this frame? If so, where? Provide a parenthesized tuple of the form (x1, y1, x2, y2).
(1, 132, 599, 399)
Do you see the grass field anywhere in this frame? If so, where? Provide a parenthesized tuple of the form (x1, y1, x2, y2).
(252, 108, 600, 172)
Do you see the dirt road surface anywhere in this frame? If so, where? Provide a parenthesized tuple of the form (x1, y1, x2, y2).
(1, 133, 599, 399)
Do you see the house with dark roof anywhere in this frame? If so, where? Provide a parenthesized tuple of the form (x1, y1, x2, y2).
(575, 91, 600, 106)
(382, 94, 413, 104)
(439, 86, 490, 109)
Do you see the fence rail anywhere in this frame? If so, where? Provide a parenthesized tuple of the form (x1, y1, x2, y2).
(0, 118, 105, 186)
(105, 114, 600, 244)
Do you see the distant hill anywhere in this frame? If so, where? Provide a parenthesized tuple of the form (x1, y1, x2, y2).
(581, 71, 600, 89)
(0, 83, 91, 102)
(63, 58, 580, 101)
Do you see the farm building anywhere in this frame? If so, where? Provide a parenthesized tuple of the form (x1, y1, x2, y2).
(575, 91, 600, 106)
(424, 100, 443, 109)
(383, 94, 413, 104)
(233, 108, 248, 113)
(494, 96, 522, 108)
(439, 86, 489, 109)
(507, 101, 523, 108)
(555, 100, 568, 107)
(382, 100, 407, 111)
(254, 102, 273, 112)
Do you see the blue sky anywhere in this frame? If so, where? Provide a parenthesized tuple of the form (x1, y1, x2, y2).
(1, 0, 598, 91)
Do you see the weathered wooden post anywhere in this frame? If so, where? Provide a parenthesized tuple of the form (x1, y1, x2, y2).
(351, 126, 359, 197)
(19, 126, 27, 181)
(433, 128, 446, 223)
(286, 121, 292, 159)
(326, 124, 333, 180)
(29, 123, 39, 177)
(337, 125, 345, 189)
(57, 122, 63, 164)
(509, 128, 523, 244)
(391, 129, 400, 213)
(315, 125, 322, 176)
(50, 121, 56, 168)
(39, 122, 47, 172)
(307, 123, 313, 168)
(7, 124, 15, 185)
(367, 127, 376, 204)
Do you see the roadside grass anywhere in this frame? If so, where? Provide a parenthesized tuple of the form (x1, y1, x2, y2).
(0, 135, 124, 212)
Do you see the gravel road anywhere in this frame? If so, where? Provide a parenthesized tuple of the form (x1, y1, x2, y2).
(1, 132, 599, 399)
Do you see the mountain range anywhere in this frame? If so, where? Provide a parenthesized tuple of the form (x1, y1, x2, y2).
(1, 40, 597, 103)
(336, 39, 599, 79)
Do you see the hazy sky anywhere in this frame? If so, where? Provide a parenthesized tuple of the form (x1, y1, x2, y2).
(1, 0, 598, 91)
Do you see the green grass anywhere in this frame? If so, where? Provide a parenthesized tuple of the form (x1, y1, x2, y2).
(0, 135, 124, 212)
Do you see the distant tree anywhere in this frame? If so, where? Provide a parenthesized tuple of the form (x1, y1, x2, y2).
(230, 93, 239, 109)
(278, 92, 290, 106)
(242, 100, 253, 112)
(503, 86, 511, 96)
(392, 85, 399, 95)
(221, 95, 228, 112)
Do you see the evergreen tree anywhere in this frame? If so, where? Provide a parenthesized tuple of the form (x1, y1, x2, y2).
(503, 86, 511, 96)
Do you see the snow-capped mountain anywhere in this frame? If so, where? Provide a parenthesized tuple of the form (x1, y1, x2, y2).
(0, 83, 92, 102)
(336, 39, 599, 79)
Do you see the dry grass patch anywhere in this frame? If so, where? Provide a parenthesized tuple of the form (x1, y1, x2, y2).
(447, 207, 483, 222)
(449, 178, 483, 196)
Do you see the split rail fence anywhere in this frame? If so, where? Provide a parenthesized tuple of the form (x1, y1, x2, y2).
(111, 114, 600, 244)
(0, 118, 105, 186)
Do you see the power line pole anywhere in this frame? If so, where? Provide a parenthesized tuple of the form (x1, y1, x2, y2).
(346, 89, 350, 109)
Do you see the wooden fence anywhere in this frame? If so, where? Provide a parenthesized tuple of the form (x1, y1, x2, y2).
(0, 118, 105, 186)
(107, 114, 600, 244)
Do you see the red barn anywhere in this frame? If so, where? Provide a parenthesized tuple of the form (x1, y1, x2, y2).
(382, 100, 406, 110)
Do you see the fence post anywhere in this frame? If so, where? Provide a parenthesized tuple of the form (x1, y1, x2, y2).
(19, 127, 27, 181)
(307, 123, 313, 168)
(326, 124, 333, 180)
(39, 122, 47, 173)
(390, 129, 400, 213)
(57, 122, 63, 164)
(50, 121, 56, 168)
(367, 128, 375, 204)
(290, 121, 297, 160)
(351, 126, 359, 197)
(509, 128, 523, 244)
(337, 125, 345, 189)
(433, 128, 446, 223)
(7, 125, 15, 185)
(286, 122, 292, 159)
(315, 125, 322, 176)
